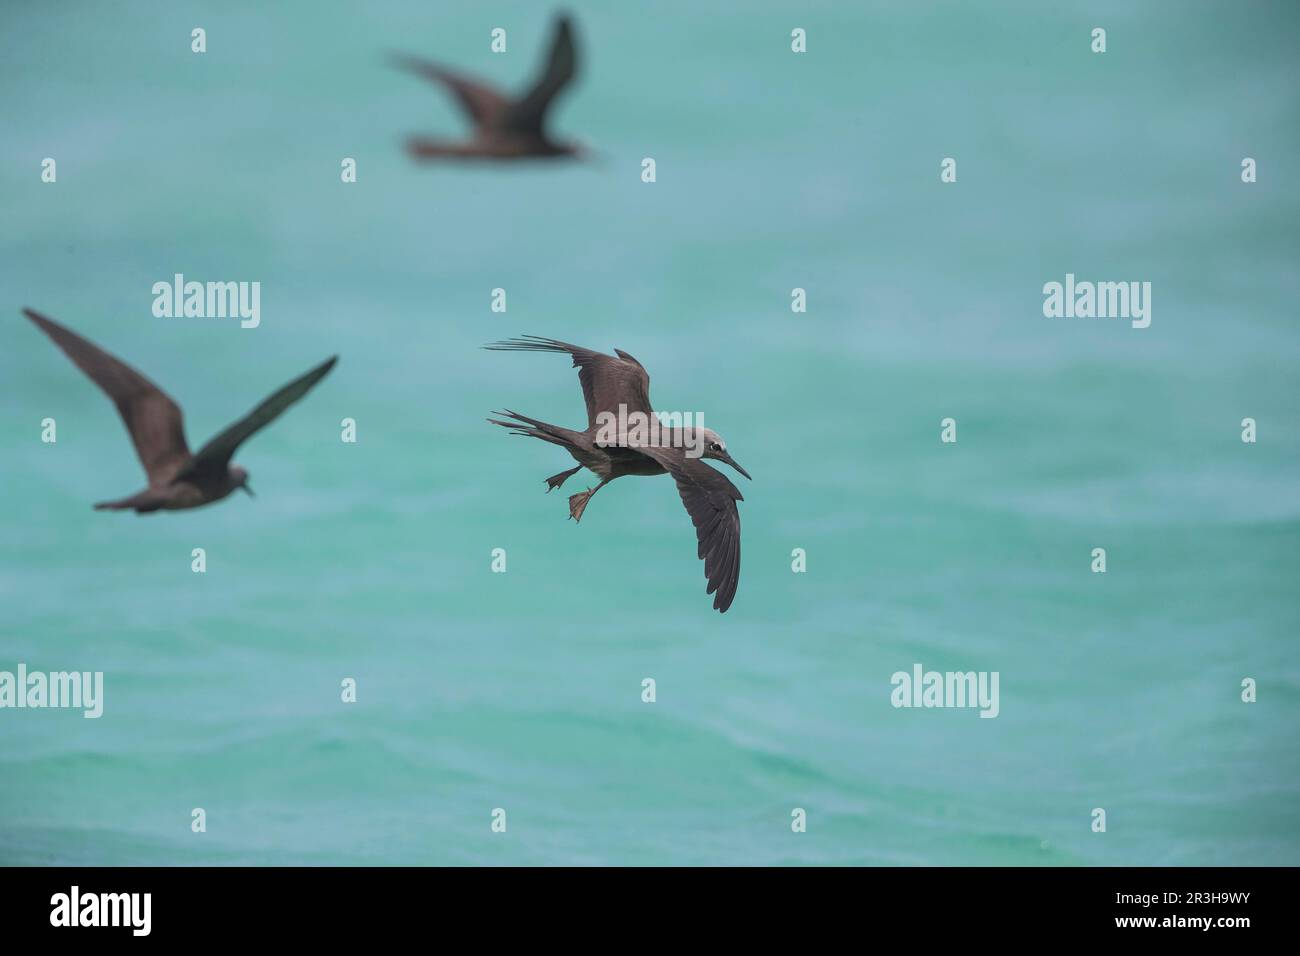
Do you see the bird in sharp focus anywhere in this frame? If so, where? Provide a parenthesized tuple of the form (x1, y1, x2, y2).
(391, 14, 588, 161)
(23, 308, 337, 513)
(485, 335, 751, 613)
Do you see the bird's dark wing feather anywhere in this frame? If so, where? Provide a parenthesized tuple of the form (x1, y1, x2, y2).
(24, 308, 193, 486)
(182, 356, 337, 478)
(633, 445, 744, 613)
(390, 53, 510, 128)
(484, 335, 651, 430)
(502, 15, 577, 135)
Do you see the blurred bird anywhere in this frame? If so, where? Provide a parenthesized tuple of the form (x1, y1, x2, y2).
(486, 336, 750, 613)
(392, 14, 589, 161)
(23, 308, 336, 513)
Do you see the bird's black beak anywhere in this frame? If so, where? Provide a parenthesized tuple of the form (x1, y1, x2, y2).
(721, 453, 752, 480)
(242, 483, 255, 498)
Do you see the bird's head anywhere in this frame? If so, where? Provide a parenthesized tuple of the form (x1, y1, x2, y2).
(699, 428, 751, 480)
(229, 465, 254, 497)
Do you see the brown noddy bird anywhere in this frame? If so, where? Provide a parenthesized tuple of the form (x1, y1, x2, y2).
(485, 336, 751, 613)
(391, 14, 587, 161)
(23, 308, 337, 513)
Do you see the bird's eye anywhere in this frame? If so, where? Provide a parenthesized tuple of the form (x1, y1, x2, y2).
(709, 442, 722, 452)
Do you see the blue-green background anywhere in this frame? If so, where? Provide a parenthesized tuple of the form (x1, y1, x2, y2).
(1, 1, 1297, 865)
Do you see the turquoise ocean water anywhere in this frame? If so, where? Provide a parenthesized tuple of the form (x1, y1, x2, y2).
(1, 1, 1298, 865)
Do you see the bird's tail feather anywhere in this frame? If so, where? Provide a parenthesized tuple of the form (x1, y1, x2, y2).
(487, 409, 577, 449)
(93, 491, 162, 513)
(482, 335, 579, 355)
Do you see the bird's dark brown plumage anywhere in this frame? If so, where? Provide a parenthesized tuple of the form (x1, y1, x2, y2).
(393, 15, 584, 160)
(503, 16, 577, 135)
(636, 445, 744, 613)
(23, 308, 336, 512)
(483, 335, 651, 428)
(391, 60, 510, 127)
(24, 308, 192, 486)
(486, 335, 749, 613)
(177, 358, 339, 483)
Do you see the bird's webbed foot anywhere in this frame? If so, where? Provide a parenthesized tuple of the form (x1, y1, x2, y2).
(568, 488, 594, 522)
(545, 465, 582, 493)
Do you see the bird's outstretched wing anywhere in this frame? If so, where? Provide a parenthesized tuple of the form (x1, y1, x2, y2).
(389, 53, 510, 128)
(502, 15, 578, 135)
(23, 308, 193, 486)
(181, 356, 337, 479)
(634, 445, 744, 613)
(484, 335, 652, 430)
